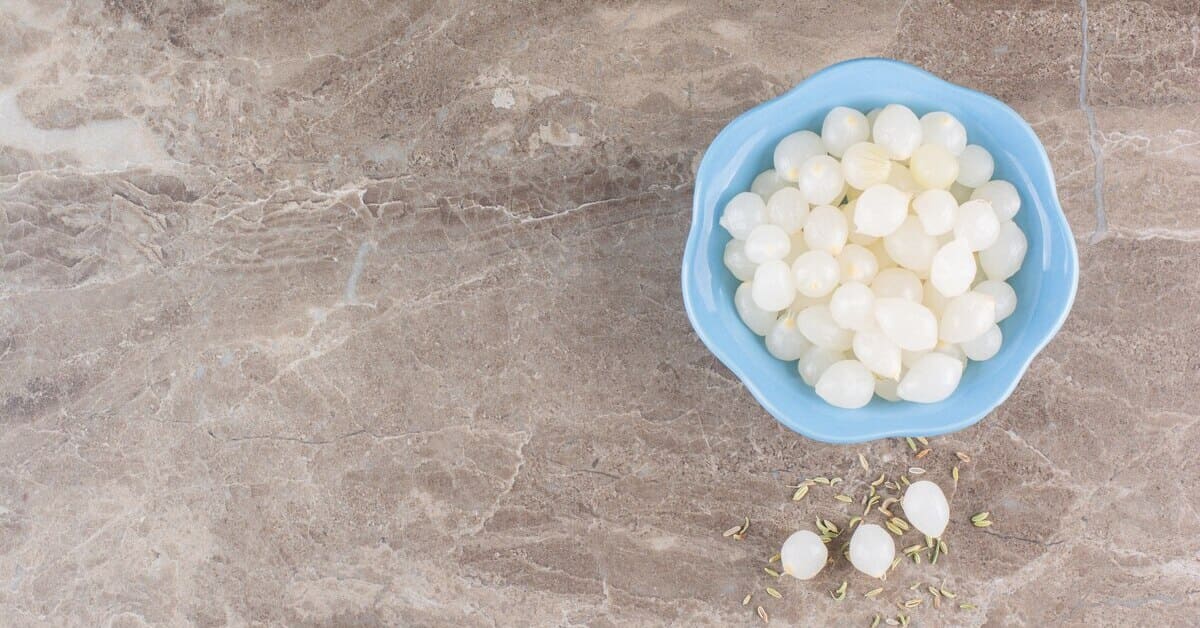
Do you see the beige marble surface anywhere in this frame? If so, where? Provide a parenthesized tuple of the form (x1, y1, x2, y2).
(2, 1, 1199, 626)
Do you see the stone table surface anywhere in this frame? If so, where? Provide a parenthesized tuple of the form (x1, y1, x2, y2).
(2, 1, 1199, 626)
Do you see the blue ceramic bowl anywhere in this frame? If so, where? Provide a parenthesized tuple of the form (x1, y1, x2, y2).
(681, 58, 1079, 444)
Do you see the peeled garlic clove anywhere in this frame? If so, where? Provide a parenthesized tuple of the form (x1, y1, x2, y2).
(774, 131, 827, 182)
(854, 184, 908, 237)
(853, 329, 903, 380)
(780, 530, 829, 580)
(929, 239, 977, 297)
(900, 480, 950, 538)
(751, 169, 791, 200)
(752, 261, 797, 312)
(961, 324, 1002, 361)
(766, 187, 810, 234)
(873, 298, 938, 352)
(970, 180, 1020, 221)
(830, 282, 876, 331)
(735, 282, 778, 336)
(954, 199, 1000, 251)
(909, 143, 959, 190)
(884, 216, 939, 273)
(919, 111, 967, 156)
(897, 352, 964, 403)
(837, 243, 879, 284)
(798, 347, 845, 386)
(822, 106, 871, 158)
(872, 104, 922, 160)
(745, 224, 792, 264)
(841, 141, 893, 190)
(804, 205, 849, 255)
(956, 144, 994, 188)
(912, 189, 959, 236)
(848, 523, 895, 579)
(791, 250, 841, 298)
(975, 279, 1017, 321)
(723, 239, 757, 281)
(798, 155, 845, 206)
(979, 220, 1028, 280)
(796, 305, 853, 351)
(815, 360, 875, 409)
(871, 268, 923, 302)
(719, 192, 768, 240)
(939, 291, 996, 343)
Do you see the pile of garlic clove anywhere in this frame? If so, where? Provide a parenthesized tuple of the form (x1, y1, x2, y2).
(722, 104, 1027, 409)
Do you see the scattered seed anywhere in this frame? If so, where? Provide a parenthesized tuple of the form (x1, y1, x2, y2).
(909, 581, 923, 591)
(915, 448, 931, 459)
(835, 494, 854, 503)
(929, 586, 942, 597)
(766, 587, 782, 599)
(879, 497, 898, 516)
(941, 588, 956, 598)
(769, 553, 781, 564)
(886, 521, 903, 536)
(831, 581, 848, 601)
(960, 603, 977, 610)
(830, 477, 843, 486)
(973, 520, 993, 528)
(930, 541, 940, 565)
(905, 437, 917, 451)
(871, 473, 886, 487)
(723, 525, 742, 538)
(955, 451, 971, 462)
(901, 475, 911, 486)
(903, 599, 923, 608)
(732, 516, 751, 540)
(757, 605, 769, 623)
(870, 614, 881, 628)
(903, 544, 924, 555)
(885, 619, 899, 626)
(884, 481, 899, 490)
(849, 516, 863, 528)
(925, 534, 934, 547)
(952, 465, 960, 487)
(825, 519, 840, 534)
(898, 614, 910, 627)
(764, 567, 780, 578)
(813, 476, 831, 485)
(890, 517, 911, 532)
(971, 512, 994, 527)
(916, 437, 929, 446)
(910, 552, 922, 564)
(859, 453, 870, 471)
(971, 511, 990, 523)
(889, 556, 902, 572)
(934, 595, 942, 608)
(742, 593, 752, 606)
(865, 587, 884, 598)
(938, 539, 948, 555)
(793, 485, 810, 501)
(908, 467, 926, 476)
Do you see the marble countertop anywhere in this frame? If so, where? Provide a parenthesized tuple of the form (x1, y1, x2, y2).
(2, 1, 1198, 626)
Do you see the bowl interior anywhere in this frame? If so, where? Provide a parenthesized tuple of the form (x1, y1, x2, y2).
(682, 58, 1078, 444)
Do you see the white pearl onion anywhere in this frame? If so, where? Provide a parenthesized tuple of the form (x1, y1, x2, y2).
(766, 314, 813, 361)
(816, 359, 875, 409)
(970, 180, 1021, 221)
(954, 199, 1000, 251)
(841, 141, 893, 190)
(848, 523, 895, 578)
(780, 530, 828, 580)
(751, 169, 792, 199)
(873, 298, 938, 352)
(929, 238, 977, 297)
(752, 260, 797, 312)
(821, 106, 871, 158)
(774, 131, 827, 182)
(979, 220, 1028, 280)
(872, 104, 923, 160)
(853, 328, 903, 380)
(871, 268, 923, 302)
(798, 346, 845, 386)
(837, 243, 879, 284)
(766, 187, 810, 234)
(900, 480, 950, 538)
(745, 224, 792, 264)
(919, 111, 967, 156)
(804, 205, 849, 255)
(796, 305, 853, 351)
(884, 216, 939, 273)
(854, 184, 909, 237)
(897, 352, 964, 403)
(791, 250, 841, 298)
(909, 143, 959, 190)
(939, 291, 996, 343)
(798, 155, 845, 205)
(720, 192, 767, 240)
(912, 189, 958, 236)
(974, 279, 1017, 321)
(830, 281, 876, 331)
(956, 144, 994, 188)
(735, 282, 777, 336)
(961, 324, 1002, 361)
(723, 239, 756, 281)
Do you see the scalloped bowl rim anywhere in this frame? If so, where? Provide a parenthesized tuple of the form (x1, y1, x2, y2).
(681, 57, 1079, 444)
